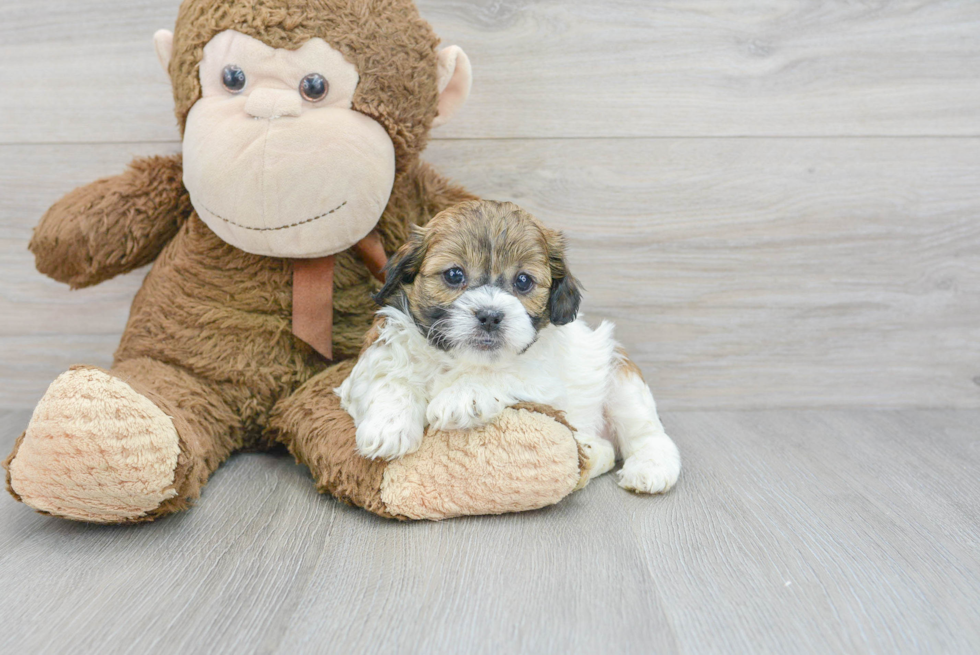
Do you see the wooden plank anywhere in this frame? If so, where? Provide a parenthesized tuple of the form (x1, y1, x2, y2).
(2, 139, 979, 410)
(2, 1, 979, 144)
(1, 409, 979, 654)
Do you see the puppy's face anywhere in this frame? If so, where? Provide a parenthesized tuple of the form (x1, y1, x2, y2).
(375, 200, 582, 358)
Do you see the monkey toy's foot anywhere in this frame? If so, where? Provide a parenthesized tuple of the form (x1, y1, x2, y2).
(379, 403, 590, 520)
(4, 367, 182, 523)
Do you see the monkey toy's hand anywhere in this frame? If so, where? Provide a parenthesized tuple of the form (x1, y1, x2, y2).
(30, 155, 190, 289)
(426, 382, 509, 432)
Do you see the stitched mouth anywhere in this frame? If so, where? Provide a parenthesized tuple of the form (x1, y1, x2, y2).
(201, 200, 348, 232)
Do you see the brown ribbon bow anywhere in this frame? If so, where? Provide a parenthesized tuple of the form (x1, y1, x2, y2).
(292, 230, 388, 360)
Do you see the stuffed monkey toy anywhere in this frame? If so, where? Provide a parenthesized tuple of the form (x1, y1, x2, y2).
(3, 0, 588, 523)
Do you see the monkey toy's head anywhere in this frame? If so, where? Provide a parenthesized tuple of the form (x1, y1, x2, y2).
(153, 0, 471, 258)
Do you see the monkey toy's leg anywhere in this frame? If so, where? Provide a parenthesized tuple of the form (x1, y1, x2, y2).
(269, 362, 589, 520)
(4, 358, 241, 523)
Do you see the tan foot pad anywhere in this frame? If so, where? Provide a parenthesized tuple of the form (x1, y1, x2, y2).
(380, 407, 582, 520)
(8, 367, 180, 523)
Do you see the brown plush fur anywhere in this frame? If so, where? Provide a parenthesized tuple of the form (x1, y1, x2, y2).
(6, 0, 587, 522)
(30, 155, 191, 289)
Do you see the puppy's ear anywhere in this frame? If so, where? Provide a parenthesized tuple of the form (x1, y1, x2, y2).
(544, 228, 582, 325)
(373, 228, 426, 306)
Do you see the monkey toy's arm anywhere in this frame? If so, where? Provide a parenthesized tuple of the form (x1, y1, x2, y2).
(29, 154, 190, 289)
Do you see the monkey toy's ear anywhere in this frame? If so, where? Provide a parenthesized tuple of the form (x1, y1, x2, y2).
(153, 30, 174, 76)
(373, 228, 427, 306)
(544, 229, 583, 326)
(431, 46, 472, 129)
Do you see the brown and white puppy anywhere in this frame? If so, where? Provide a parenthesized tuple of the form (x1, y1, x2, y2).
(337, 200, 681, 493)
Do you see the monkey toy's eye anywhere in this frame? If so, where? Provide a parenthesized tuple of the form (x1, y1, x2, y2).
(221, 65, 247, 94)
(514, 273, 535, 294)
(443, 267, 466, 287)
(300, 73, 329, 102)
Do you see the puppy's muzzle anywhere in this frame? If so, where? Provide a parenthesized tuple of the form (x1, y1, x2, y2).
(476, 308, 504, 333)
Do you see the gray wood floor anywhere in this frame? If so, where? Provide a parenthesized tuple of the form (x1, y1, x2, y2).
(2, 408, 978, 655)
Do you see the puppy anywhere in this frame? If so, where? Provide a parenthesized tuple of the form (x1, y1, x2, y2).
(337, 200, 680, 494)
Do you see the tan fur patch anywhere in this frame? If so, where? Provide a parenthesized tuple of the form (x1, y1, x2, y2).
(615, 347, 646, 381)
(361, 315, 387, 355)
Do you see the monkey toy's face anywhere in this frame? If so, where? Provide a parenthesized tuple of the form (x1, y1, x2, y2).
(153, 6, 471, 260)
(182, 30, 394, 258)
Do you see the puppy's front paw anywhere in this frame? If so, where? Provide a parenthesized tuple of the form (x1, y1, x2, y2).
(426, 385, 506, 431)
(617, 445, 681, 494)
(355, 408, 424, 461)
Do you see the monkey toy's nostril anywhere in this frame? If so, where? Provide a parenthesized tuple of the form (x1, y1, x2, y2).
(475, 308, 504, 332)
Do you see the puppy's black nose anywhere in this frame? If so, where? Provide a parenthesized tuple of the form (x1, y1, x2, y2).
(476, 308, 504, 332)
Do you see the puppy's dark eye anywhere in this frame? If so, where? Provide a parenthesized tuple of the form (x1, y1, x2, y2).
(443, 267, 466, 287)
(300, 73, 329, 102)
(514, 273, 535, 294)
(221, 65, 247, 94)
